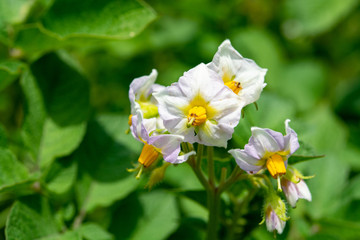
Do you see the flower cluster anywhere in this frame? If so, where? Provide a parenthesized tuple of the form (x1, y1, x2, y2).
(127, 39, 313, 235)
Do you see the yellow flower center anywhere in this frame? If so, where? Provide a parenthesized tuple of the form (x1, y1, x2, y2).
(138, 143, 159, 168)
(128, 114, 132, 126)
(225, 80, 242, 94)
(187, 106, 207, 127)
(266, 154, 286, 179)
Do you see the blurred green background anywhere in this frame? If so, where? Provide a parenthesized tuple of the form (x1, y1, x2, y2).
(1, 0, 360, 239)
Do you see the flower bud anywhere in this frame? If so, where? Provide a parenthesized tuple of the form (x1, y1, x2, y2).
(281, 167, 312, 208)
(261, 195, 289, 234)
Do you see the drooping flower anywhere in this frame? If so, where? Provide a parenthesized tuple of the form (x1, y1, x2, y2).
(281, 167, 312, 208)
(207, 39, 267, 106)
(128, 69, 165, 133)
(261, 194, 289, 234)
(229, 119, 299, 188)
(154, 63, 243, 147)
(130, 111, 195, 178)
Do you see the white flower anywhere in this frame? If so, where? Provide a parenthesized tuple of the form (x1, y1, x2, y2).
(129, 69, 165, 119)
(281, 167, 312, 208)
(154, 63, 243, 147)
(229, 119, 299, 178)
(208, 39, 267, 106)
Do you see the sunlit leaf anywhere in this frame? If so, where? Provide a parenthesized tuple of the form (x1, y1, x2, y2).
(6, 195, 58, 240)
(0, 148, 29, 190)
(44, 157, 78, 195)
(75, 114, 140, 213)
(0, 60, 26, 90)
(41, 0, 156, 39)
(21, 54, 89, 168)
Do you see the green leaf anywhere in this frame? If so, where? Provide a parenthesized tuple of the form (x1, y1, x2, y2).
(75, 114, 140, 212)
(39, 118, 86, 169)
(287, 154, 325, 165)
(21, 54, 89, 168)
(37, 231, 81, 240)
(277, 60, 327, 112)
(41, 0, 156, 39)
(177, 190, 207, 209)
(79, 223, 114, 240)
(0, 0, 34, 24)
(284, 0, 359, 36)
(297, 105, 350, 218)
(44, 157, 78, 195)
(113, 191, 179, 240)
(20, 68, 47, 157)
(84, 176, 139, 213)
(164, 163, 203, 190)
(232, 92, 297, 147)
(0, 124, 7, 148)
(313, 218, 360, 239)
(6, 195, 58, 240)
(14, 26, 64, 61)
(0, 60, 26, 90)
(0, 148, 29, 190)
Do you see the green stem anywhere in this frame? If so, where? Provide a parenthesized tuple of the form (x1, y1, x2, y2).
(207, 146, 215, 187)
(197, 144, 204, 170)
(218, 166, 244, 194)
(207, 188, 220, 240)
(186, 144, 209, 191)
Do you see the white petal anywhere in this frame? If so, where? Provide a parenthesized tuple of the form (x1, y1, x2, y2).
(250, 127, 284, 157)
(207, 86, 243, 124)
(284, 119, 300, 155)
(173, 151, 196, 164)
(208, 39, 267, 106)
(129, 69, 158, 112)
(297, 180, 312, 202)
(198, 121, 234, 147)
(154, 63, 242, 146)
(229, 149, 264, 173)
(281, 179, 299, 208)
(178, 63, 223, 102)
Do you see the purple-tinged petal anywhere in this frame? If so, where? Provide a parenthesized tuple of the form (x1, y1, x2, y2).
(281, 178, 311, 208)
(148, 134, 184, 164)
(130, 110, 155, 143)
(250, 127, 283, 157)
(266, 209, 286, 234)
(229, 149, 265, 173)
(284, 119, 300, 155)
(281, 179, 298, 207)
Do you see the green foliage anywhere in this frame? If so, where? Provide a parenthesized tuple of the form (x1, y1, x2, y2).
(0, 60, 25, 90)
(0, 148, 29, 190)
(41, 0, 156, 39)
(6, 195, 58, 240)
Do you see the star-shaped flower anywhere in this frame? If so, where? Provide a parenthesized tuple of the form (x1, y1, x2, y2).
(208, 39, 267, 106)
(154, 63, 243, 147)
